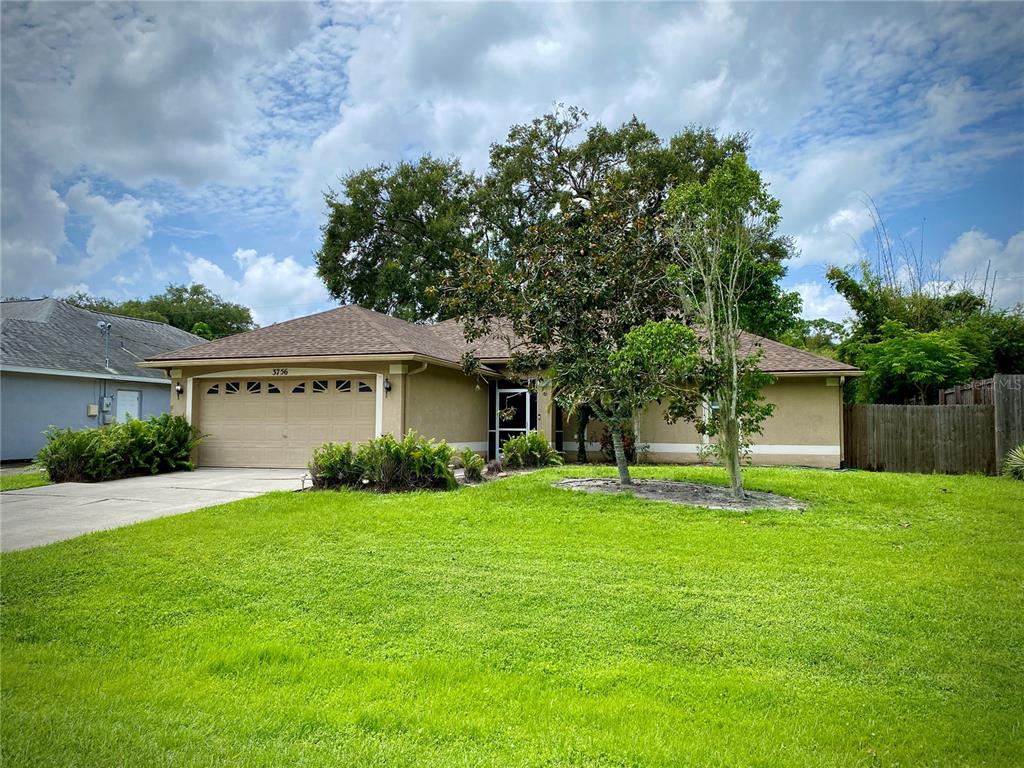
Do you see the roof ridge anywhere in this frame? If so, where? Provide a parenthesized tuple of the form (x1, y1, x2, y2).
(346, 305, 415, 352)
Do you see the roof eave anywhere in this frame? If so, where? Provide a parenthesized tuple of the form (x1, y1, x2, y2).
(768, 369, 862, 377)
(138, 352, 495, 376)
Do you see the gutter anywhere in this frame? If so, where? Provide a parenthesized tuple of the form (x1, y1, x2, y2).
(137, 352, 500, 376)
(1, 364, 170, 385)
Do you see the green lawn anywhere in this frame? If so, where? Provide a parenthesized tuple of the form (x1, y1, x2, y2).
(0, 470, 50, 492)
(2, 466, 1022, 766)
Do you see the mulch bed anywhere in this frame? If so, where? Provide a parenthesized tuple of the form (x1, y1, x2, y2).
(553, 477, 806, 511)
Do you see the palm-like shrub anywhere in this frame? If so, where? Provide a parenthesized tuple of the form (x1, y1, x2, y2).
(309, 432, 456, 492)
(357, 432, 456, 491)
(458, 447, 485, 482)
(35, 427, 97, 483)
(308, 442, 360, 489)
(1003, 444, 1024, 481)
(500, 431, 563, 469)
(35, 415, 201, 484)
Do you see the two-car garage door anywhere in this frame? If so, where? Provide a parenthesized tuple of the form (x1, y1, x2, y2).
(196, 376, 377, 468)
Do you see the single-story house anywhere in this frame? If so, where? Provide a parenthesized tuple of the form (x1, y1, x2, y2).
(1, 298, 204, 461)
(141, 304, 860, 469)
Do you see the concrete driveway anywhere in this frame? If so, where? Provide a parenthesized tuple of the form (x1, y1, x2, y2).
(0, 468, 306, 552)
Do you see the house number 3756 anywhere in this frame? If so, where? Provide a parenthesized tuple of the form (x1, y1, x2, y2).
(272, 368, 289, 376)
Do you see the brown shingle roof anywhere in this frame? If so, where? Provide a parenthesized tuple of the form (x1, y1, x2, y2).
(738, 332, 859, 374)
(145, 305, 466, 364)
(146, 304, 858, 375)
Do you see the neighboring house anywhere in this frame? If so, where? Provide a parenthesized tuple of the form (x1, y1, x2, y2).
(141, 304, 860, 469)
(1, 298, 204, 461)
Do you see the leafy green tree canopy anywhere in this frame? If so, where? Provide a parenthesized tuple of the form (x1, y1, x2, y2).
(316, 156, 477, 322)
(317, 105, 800, 338)
(63, 284, 255, 339)
(850, 321, 978, 403)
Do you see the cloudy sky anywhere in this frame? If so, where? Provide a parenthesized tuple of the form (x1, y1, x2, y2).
(2, 2, 1022, 325)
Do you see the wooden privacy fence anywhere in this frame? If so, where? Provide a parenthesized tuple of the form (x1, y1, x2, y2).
(844, 404, 996, 475)
(844, 374, 1024, 475)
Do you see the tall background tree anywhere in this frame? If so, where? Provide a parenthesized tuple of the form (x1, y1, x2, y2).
(817, 201, 1024, 403)
(316, 107, 802, 339)
(316, 156, 477, 322)
(62, 283, 255, 339)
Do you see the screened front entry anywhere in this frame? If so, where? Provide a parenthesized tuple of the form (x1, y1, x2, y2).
(488, 380, 538, 459)
(196, 376, 377, 468)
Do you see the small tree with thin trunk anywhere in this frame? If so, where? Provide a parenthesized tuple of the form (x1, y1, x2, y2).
(663, 155, 777, 498)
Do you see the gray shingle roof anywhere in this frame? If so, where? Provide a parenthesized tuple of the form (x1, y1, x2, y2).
(146, 303, 857, 375)
(1, 298, 204, 380)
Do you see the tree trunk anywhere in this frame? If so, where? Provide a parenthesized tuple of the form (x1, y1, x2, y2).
(576, 407, 591, 464)
(722, 413, 744, 499)
(610, 422, 633, 486)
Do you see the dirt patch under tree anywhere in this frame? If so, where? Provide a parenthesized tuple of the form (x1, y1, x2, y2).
(553, 477, 806, 511)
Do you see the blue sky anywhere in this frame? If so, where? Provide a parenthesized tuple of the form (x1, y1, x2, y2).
(2, 2, 1022, 325)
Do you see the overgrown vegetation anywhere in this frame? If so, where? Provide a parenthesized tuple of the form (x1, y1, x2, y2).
(1003, 444, 1024, 481)
(800, 201, 1024, 403)
(308, 431, 456, 492)
(2, 467, 1021, 766)
(499, 431, 563, 469)
(34, 415, 201, 483)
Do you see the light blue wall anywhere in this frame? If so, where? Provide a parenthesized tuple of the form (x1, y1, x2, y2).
(0, 371, 171, 461)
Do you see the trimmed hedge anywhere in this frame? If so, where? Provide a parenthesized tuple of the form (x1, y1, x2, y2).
(309, 431, 456, 492)
(36, 414, 202, 483)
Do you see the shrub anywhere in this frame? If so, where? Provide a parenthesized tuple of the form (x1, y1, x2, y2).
(35, 427, 97, 483)
(146, 413, 203, 474)
(349, 431, 456, 492)
(308, 442, 360, 489)
(35, 415, 201, 484)
(1003, 444, 1024, 481)
(458, 447, 485, 482)
(500, 431, 563, 469)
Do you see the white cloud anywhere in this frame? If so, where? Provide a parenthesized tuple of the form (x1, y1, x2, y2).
(185, 248, 332, 325)
(941, 229, 1024, 310)
(65, 182, 160, 270)
(2, 1, 1022, 323)
(793, 281, 853, 323)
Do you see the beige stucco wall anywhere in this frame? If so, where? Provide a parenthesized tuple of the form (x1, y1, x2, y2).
(163, 358, 843, 468)
(404, 364, 489, 449)
(564, 375, 844, 468)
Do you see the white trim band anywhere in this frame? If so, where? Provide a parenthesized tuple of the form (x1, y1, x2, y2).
(563, 441, 601, 452)
(644, 442, 841, 456)
(565, 441, 840, 457)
